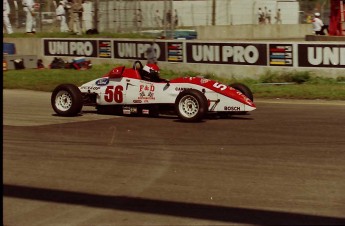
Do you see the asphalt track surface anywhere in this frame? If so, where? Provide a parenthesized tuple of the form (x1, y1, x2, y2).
(3, 89, 345, 226)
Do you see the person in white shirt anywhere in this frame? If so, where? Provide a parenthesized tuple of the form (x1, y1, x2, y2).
(154, 9, 162, 28)
(275, 9, 282, 24)
(258, 8, 264, 24)
(312, 12, 327, 35)
(3, 0, 14, 34)
(56, 1, 69, 32)
(22, 0, 36, 34)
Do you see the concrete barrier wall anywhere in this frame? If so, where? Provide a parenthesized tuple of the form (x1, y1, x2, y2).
(4, 37, 345, 80)
(197, 24, 312, 40)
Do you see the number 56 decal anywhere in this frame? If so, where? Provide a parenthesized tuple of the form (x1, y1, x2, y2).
(105, 85, 124, 103)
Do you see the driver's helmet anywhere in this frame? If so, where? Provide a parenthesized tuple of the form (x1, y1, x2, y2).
(142, 64, 160, 81)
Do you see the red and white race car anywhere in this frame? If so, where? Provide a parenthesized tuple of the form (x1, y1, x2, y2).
(51, 61, 256, 122)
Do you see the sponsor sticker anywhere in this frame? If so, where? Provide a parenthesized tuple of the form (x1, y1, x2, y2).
(138, 84, 155, 100)
(95, 78, 109, 86)
(142, 109, 149, 114)
(224, 106, 241, 111)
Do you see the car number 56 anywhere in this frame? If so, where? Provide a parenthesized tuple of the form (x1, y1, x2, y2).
(105, 85, 124, 103)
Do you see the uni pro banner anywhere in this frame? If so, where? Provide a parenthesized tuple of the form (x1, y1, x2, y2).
(298, 44, 345, 68)
(186, 42, 267, 65)
(43, 39, 98, 57)
(113, 41, 166, 61)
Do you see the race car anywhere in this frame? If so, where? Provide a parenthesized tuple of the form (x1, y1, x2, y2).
(51, 61, 256, 122)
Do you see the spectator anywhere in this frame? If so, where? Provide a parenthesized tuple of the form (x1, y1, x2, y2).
(166, 10, 172, 28)
(37, 59, 45, 69)
(312, 12, 328, 35)
(174, 9, 178, 27)
(56, 1, 69, 32)
(306, 15, 313, 23)
(70, 0, 83, 35)
(22, 0, 37, 34)
(64, 0, 73, 31)
(81, 0, 88, 33)
(266, 10, 272, 24)
(258, 8, 264, 24)
(135, 9, 143, 31)
(3, 0, 14, 34)
(154, 9, 162, 28)
(263, 7, 268, 24)
(145, 42, 157, 64)
(275, 8, 282, 24)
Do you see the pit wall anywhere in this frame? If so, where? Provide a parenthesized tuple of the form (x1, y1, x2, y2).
(3, 37, 345, 79)
(197, 24, 312, 40)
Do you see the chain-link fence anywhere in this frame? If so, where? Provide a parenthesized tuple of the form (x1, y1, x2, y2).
(5, 0, 185, 36)
(7, 0, 65, 33)
(5, 0, 328, 35)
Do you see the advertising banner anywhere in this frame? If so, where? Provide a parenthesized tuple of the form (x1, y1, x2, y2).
(42, 39, 344, 69)
(298, 44, 345, 68)
(43, 39, 98, 57)
(98, 40, 112, 58)
(113, 41, 166, 61)
(269, 44, 293, 67)
(167, 42, 184, 62)
(186, 43, 267, 65)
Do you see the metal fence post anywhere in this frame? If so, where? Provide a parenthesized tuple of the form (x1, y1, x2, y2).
(95, 0, 99, 31)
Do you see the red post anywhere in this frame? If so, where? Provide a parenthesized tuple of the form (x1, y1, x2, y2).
(328, 0, 345, 36)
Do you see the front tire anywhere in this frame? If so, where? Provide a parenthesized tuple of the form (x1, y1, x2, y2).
(229, 83, 254, 101)
(51, 84, 83, 116)
(175, 89, 208, 122)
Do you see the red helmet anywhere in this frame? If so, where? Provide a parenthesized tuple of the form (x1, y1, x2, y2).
(142, 64, 160, 81)
(143, 64, 159, 74)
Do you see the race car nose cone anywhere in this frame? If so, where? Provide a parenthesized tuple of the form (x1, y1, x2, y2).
(245, 104, 256, 111)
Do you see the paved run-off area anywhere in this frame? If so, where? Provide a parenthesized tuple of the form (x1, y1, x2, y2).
(3, 89, 345, 225)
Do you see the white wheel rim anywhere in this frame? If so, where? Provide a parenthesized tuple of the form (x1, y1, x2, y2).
(55, 90, 72, 112)
(179, 95, 199, 118)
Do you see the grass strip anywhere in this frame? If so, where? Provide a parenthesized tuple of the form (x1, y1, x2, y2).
(3, 64, 345, 100)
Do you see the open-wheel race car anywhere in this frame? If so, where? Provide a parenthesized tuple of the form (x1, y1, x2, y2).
(51, 61, 256, 122)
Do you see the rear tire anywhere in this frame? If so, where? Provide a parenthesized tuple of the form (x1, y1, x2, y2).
(175, 89, 208, 122)
(51, 84, 83, 116)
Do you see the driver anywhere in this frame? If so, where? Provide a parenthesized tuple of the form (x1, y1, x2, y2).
(142, 64, 167, 82)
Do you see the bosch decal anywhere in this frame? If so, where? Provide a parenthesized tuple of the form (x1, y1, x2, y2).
(224, 106, 241, 111)
(95, 78, 110, 86)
